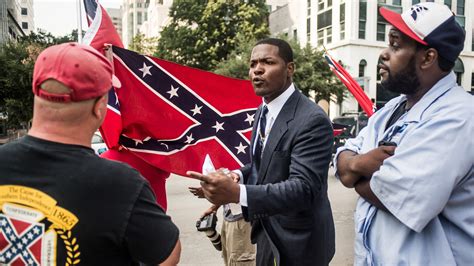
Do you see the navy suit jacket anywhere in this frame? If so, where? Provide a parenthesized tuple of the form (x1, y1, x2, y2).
(241, 89, 335, 266)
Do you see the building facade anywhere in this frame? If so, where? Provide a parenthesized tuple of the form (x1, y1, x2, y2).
(140, 0, 172, 39)
(269, 0, 473, 118)
(19, 0, 33, 35)
(121, 0, 150, 48)
(0, 0, 32, 44)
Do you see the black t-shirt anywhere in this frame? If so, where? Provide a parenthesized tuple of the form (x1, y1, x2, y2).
(0, 136, 179, 265)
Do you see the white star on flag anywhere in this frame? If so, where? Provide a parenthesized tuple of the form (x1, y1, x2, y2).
(244, 113, 255, 126)
(138, 62, 152, 78)
(190, 104, 202, 116)
(235, 142, 248, 154)
(167, 85, 179, 99)
(185, 134, 194, 144)
(212, 121, 225, 133)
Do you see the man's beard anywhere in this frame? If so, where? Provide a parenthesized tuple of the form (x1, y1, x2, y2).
(381, 57, 420, 95)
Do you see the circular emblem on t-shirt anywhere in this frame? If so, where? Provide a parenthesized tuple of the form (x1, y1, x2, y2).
(0, 185, 80, 265)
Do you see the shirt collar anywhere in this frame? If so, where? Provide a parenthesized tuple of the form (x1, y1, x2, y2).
(262, 83, 295, 120)
(403, 72, 457, 122)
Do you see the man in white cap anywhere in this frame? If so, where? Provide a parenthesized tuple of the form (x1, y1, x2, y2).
(0, 42, 180, 265)
(335, 2, 473, 265)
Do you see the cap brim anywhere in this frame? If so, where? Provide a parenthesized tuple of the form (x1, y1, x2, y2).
(112, 75, 121, 88)
(379, 7, 428, 45)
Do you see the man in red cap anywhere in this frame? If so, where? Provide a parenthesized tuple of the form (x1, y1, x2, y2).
(335, 2, 472, 265)
(0, 42, 180, 265)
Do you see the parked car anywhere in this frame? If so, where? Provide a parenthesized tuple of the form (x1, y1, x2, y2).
(332, 112, 368, 154)
(91, 131, 107, 155)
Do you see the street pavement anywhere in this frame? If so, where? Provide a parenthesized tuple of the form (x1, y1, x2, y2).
(166, 167, 358, 265)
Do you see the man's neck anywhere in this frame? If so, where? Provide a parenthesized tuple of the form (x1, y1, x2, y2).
(406, 71, 449, 109)
(28, 124, 95, 148)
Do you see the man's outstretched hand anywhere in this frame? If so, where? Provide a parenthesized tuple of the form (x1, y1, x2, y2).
(186, 170, 240, 205)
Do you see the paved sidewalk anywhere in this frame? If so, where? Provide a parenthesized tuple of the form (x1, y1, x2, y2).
(166, 168, 358, 265)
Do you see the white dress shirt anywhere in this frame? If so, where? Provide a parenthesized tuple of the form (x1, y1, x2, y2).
(238, 84, 296, 206)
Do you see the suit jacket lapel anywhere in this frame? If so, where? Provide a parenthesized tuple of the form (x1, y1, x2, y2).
(258, 90, 300, 183)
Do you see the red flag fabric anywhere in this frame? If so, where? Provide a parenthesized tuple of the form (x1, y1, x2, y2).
(324, 52, 375, 117)
(83, 0, 123, 148)
(110, 46, 260, 176)
(82, 0, 170, 210)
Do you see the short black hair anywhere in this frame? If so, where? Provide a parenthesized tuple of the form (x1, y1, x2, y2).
(416, 42, 455, 72)
(254, 38, 294, 64)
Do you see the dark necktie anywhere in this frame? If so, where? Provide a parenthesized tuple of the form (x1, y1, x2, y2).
(248, 106, 268, 185)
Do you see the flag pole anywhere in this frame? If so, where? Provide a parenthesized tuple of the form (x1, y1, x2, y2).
(77, 0, 83, 43)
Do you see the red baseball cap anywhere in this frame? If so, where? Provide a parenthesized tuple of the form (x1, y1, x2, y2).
(32, 42, 121, 102)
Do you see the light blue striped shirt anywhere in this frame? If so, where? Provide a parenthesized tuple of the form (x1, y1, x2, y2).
(335, 72, 474, 265)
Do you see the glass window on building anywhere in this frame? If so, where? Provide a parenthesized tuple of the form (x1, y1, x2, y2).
(318, 0, 324, 11)
(308, 0, 311, 16)
(318, 29, 324, 46)
(412, 0, 420, 4)
(444, 0, 452, 9)
(293, 29, 298, 41)
(455, 16, 465, 28)
(471, 73, 474, 94)
(137, 12, 142, 25)
(472, 30, 474, 51)
(328, 0, 332, 8)
(137, 3, 142, 8)
(21, 8, 27, 15)
(327, 27, 332, 44)
(359, 0, 367, 39)
(359, 60, 367, 77)
(392, 0, 401, 5)
(307, 17, 311, 40)
(377, 0, 386, 3)
(22, 22, 28, 30)
(377, 23, 386, 41)
(340, 3, 345, 40)
(454, 58, 464, 85)
(457, 0, 464, 15)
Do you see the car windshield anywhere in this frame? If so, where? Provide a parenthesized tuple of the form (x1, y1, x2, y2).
(91, 134, 103, 144)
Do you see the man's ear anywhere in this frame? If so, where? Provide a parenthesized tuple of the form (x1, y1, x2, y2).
(420, 48, 438, 70)
(92, 95, 108, 120)
(287, 62, 295, 77)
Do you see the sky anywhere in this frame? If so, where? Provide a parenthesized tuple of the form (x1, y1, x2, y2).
(34, 0, 121, 37)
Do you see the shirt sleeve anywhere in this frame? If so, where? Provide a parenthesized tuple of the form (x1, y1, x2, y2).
(124, 183, 179, 264)
(333, 126, 368, 179)
(370, 113, 473, 232)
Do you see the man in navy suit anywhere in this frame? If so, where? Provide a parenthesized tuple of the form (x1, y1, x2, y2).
(188, 38, 335, 266)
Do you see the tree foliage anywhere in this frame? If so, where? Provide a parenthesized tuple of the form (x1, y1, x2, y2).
(155, 0, 269, 70)
(129, 33, 159, 55)
(0, 30, 78, 129)
(291, 42, 346, 103)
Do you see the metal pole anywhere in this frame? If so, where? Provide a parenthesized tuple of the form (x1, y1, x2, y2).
(77, 0, 83, 43)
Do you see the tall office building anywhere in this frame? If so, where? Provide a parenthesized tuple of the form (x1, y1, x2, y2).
(269, 0, 473, 117)
(140, 0, 172, 39)
(19, 0, 33, 35)
(121, 0, 150, 48)
(0, 0, 32, 44)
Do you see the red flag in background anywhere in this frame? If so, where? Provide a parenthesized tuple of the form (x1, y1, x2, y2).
(324, 52, 375, 117)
